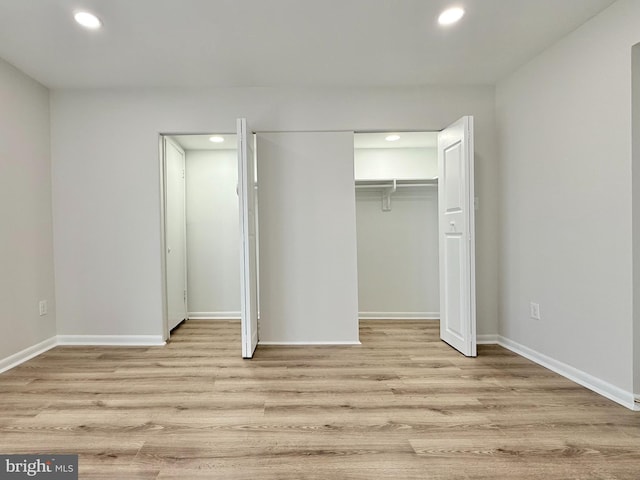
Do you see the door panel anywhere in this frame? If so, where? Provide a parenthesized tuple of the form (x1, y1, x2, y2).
(444, 142, 463, 212)
(164, 137, 187, 332)
(438, 117, 476, 357)
(445, 235, 463, 338)
(238, 118, 259, 358)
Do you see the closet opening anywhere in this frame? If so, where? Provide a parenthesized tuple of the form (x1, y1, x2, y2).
(160, 133, 242, 341)
(354, 131, 440, 324)
(158, 117, 474, 358)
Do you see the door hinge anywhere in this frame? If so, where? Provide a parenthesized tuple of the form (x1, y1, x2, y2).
(181, 169, 185, 179)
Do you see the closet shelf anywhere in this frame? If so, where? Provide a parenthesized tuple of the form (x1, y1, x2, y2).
(355, 178, 437, 212)
(355, 178, 437, 188)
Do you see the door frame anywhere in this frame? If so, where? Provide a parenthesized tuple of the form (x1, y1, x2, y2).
(159, 132, 238, 340)
(159, 134, 169, 340)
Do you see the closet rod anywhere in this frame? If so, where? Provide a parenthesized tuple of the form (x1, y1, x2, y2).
(354, 183, 437, 188)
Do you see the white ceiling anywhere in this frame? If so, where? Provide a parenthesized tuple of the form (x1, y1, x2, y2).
(0, 0, 616, 89)
(171, 134, 237, 151)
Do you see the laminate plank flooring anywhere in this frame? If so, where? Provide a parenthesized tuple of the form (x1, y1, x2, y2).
(0, 320, 639, 479)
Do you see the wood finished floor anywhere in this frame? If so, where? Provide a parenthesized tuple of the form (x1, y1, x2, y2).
(0, 320, 639, 479)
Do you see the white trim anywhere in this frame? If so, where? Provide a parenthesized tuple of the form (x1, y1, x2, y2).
(477, 334, 498, 344)
(498, 335, 638, 411)
(259, 341, 361, 346)
(358, 312, 439, 320)
(159, 135, 170, 341)
(188, 311, 241, 320)
(0, 336, 57, 374)
(56, 335, 166, 346)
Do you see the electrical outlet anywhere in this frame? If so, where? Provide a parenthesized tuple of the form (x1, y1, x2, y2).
(529, 302, 540, 320)
(39, 300, 47, 316)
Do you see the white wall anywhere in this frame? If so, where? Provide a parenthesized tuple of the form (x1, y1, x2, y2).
(356, 187, 439, 318)
(0, 57, 56, 360)
(185, 149, 240, 318)
(50, 85, 498, 338)
(257, 132, 359, 343)
(496, 0, 640, 396)
(354, 148, 437, 180)
(355, 146, 439, 319)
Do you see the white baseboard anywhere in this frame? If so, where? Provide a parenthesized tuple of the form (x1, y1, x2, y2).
(56, 335, 166, 346)
(259, 341, 361, 346)
(0, 336, 58, 374)
(0, 334, 166, 374)
(359, 312, 439, 320)
(188, 311, 241, 320)
(477, 334, 499, 344)
(497, 335, 638, 411)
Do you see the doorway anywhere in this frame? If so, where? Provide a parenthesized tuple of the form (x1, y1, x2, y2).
(354, 131, 440, 321)
(354, 117, 476, 357)
(161, 133, 241, 335)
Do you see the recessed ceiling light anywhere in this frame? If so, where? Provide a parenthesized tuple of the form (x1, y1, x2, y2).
(74, 11, 102, 29)
(438, 7, 465, 26)
(385, 135, 401, 142)
(209, 136, 225, 143)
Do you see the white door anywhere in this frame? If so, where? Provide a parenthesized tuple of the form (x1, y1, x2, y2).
(237, 118, 259, 358)
(164, 137, 188, 331)
(437, 116, 477, 357)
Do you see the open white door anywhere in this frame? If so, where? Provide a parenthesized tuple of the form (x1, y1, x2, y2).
(238, 118, 259, 358)
(437, 116, 476, 357)
(164, 137, 188, 332)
